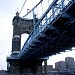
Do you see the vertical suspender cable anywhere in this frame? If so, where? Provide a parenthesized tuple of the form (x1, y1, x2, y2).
(41, 1, 43, 15)
(19, 0, 27, 15)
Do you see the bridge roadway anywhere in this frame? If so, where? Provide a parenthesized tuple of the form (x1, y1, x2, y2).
(17, 0, 75, 59)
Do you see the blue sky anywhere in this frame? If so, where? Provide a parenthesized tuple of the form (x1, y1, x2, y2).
(0, 0, 75, 70)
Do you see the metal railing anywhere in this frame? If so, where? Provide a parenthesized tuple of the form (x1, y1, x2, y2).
(25, 0, 73, 45)
(17, 0, 74, 58)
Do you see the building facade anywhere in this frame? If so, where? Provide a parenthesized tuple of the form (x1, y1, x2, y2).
(55, 57, 75, 70)
(65, 57, 75, 70)
(55, 61, 66, 70)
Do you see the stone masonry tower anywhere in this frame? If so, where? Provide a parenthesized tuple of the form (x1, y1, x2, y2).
(12, 11, 34, 56)
(7, 12, 44, 75)
(12, 11, 21, 54)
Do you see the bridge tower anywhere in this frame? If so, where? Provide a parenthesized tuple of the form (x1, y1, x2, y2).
(12, 11, 21, 55)
(7, 12, 45, 75)
(12, 11, 34, 55)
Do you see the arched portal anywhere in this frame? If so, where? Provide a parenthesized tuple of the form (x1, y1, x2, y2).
(21, 33, 29, 49)
(12, 11, 34, 54)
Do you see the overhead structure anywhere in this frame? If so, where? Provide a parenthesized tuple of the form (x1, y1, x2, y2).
(7, 0, 75, 61)
(17, 0, 75, 59)
(7, 0, 75, 74)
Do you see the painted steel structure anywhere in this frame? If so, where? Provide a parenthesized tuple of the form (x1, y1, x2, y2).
(6, 0, 75, 74)
(16, 0, 75, 59)
(6, 0, 75, 60)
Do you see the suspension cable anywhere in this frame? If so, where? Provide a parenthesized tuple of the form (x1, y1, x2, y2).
(19, 0, 27, 15)
(22, 0, 43, 18)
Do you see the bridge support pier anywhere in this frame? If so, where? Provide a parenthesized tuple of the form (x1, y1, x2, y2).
(7, 59, 43, 75)
(44, 60, 47, 75)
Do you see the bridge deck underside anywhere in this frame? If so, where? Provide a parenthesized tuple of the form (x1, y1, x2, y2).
(17, 1, 75, 59)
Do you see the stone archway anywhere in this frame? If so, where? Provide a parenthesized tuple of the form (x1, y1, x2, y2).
(21, 33, 29, 49)
(12, 12, 34, 53)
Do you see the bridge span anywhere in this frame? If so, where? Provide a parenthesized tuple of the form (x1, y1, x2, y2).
(7, 0, 75, 75)
(18, 0, 75, 59)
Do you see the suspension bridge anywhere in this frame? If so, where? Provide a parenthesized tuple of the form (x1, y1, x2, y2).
(7, 0, 75, 75)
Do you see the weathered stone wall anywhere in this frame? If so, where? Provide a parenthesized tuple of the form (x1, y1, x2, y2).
(7, 59, 43, 75)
